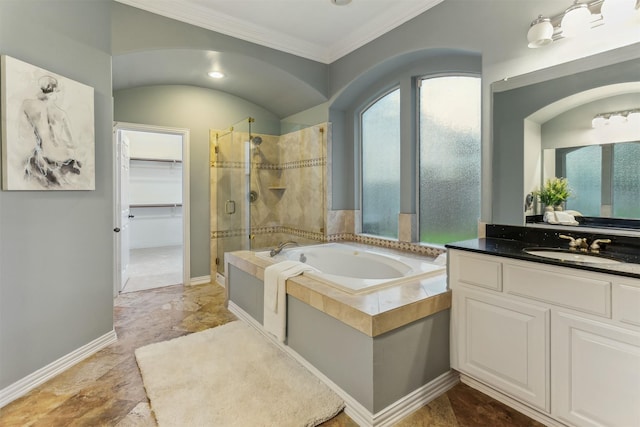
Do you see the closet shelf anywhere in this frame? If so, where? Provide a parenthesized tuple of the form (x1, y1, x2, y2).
(130, 157, 182, 164)
(130, 203, 183, 208)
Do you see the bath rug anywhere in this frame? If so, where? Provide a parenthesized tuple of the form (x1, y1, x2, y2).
(135, 321, 344, 427)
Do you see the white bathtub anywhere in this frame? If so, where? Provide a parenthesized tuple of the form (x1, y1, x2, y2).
(255, 242, 446, 294)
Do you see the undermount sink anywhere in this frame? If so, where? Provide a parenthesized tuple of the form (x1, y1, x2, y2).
(523, 248, 622, 265)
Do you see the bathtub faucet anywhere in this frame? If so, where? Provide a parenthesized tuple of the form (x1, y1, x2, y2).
(269, 240, 299, 257)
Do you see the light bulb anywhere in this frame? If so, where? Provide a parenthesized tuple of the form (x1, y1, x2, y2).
(561, 2, 592, 37)
(592, 115, 607, 128)
(608, 113, 626, 126)
(601, 0, 637, 24)
(527, 16, 554, 48)
(208, 71, 225, 79)
(627, 110, 640, 127)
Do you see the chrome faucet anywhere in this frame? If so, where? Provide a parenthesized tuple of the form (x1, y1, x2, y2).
(269, 240, 298, 257)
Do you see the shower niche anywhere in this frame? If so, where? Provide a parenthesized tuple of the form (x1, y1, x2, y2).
(210, 117, 328, 278)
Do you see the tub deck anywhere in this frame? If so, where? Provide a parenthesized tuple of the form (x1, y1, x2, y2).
(225, 248, 451, 337)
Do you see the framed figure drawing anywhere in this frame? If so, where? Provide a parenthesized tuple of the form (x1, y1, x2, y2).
(1, 55, 95, 190)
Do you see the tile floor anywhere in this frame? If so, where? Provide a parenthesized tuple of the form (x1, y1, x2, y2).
(0, 283, 544, 426)
(122, 245, 183, 293)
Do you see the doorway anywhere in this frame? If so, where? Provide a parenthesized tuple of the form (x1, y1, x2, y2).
(114, 122, 190, 296)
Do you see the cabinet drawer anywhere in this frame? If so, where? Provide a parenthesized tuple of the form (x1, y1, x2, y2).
(504, 264, 611, 317)
(452, 253, 502, 291)
(613, 280, 640, 327)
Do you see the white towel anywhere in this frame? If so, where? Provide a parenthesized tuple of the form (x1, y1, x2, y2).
(544, 210, 579, 225)
(263, 260, 316, 342)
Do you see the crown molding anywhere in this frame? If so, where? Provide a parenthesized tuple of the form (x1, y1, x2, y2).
(326, 0, 445, 63)
(115, 0, 444, 64)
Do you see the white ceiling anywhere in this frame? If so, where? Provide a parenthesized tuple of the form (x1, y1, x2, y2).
(114, 0, 445, 63)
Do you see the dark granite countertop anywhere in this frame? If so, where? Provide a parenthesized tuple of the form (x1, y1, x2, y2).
(445, 225, 640, 279)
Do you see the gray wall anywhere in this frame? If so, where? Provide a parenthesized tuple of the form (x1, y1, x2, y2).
(542, 93, 640, 150)
(327, 0, 640, 222)
(114, 85, 280, 278)
(0, 0, 113, 388)
(111, 2, 327, 99)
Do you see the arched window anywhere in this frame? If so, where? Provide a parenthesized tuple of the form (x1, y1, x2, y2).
(361, 88, 400, 238)
(418, 75, 481, 244)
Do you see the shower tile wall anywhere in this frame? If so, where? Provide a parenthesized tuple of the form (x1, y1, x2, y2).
(276, 125, 326, 235)
(211, 123, 329, 277)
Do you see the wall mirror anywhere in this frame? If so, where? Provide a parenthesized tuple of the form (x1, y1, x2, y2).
(537, 86, 640, 220)
(491, 53, 640, 229)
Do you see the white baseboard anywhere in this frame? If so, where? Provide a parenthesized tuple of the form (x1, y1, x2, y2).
(189, 275, 211, 286)
(371, 370, 459, 426)
(215, 272, 225, 287)
(460, 374, 566, 427)
(0, 330, 118, 408)
(228, 302, 458, 427)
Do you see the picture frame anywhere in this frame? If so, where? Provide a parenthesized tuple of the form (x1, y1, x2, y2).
(1, 55, 95, 190)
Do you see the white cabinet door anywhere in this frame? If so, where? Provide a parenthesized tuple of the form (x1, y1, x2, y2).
(454, 288, 550, 411)
(552, 311, 640, 427)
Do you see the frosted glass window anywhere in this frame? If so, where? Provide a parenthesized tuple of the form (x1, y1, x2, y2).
(419, 76, 480, 245)
(361, 89, 400, 238)
(613, 142, 640, 219)
(565, 145, 601, 216)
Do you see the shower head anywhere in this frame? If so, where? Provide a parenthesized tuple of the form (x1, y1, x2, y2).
(251, 136, 262, 146)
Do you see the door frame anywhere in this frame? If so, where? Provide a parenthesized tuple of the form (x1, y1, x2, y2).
(113, 122, 191, 297)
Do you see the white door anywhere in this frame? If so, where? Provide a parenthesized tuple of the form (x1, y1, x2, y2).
(119, 134, 131, 290)
(113, 122, 191, 296)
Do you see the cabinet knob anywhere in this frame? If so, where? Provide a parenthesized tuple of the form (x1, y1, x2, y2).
(114, 227, 121, 232)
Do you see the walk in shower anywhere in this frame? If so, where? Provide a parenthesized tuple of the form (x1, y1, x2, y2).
(211, 117, 328, 277)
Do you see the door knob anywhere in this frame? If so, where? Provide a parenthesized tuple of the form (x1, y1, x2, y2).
(114, 227, 121, 232)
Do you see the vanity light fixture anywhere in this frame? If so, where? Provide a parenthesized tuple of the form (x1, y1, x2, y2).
(592, 108, 640, 128)
(208, 71, 225, 79)
(527, 0, 640, 48)
(561, 1, 593, 37)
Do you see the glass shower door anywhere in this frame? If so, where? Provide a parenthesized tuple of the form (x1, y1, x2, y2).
(214, 119, 251, 275)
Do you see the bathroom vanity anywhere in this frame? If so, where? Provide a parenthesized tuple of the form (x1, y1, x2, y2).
(447, 225, 640, 427)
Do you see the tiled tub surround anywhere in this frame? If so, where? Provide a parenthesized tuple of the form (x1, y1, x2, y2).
(211, 122, 441, 279)
(224, 247, 456, 426)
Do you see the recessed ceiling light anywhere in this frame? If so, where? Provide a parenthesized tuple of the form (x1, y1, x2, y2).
(331, 0, 352, 6)
(208, 71, 225, 79)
